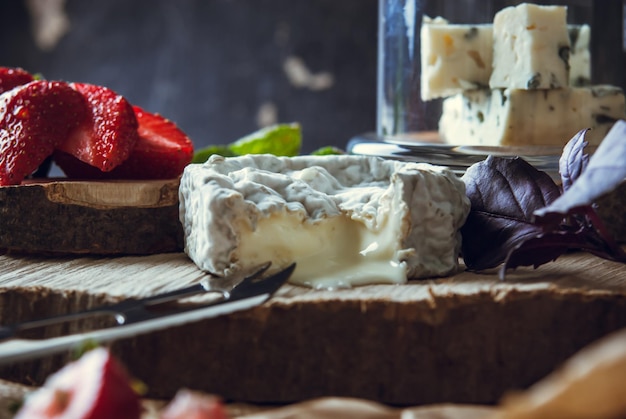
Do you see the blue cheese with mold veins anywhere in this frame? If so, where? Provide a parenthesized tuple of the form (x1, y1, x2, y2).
(439, 85, 626, 146)
(179, 155, 470, 289)
(420, 19, 591, 98)
(420, 16, 493, 100)
(569, 24, 591, 86)
(489, 3, 570, 90)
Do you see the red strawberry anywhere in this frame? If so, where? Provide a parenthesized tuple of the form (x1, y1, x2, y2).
(161, 389, 228, 419)
(0, 80, 87, 186)
(0, 67, 34, 94)
(56, 82, 139, 172)
(55, 106, 193, 180)
(122, 106, 193, 178)
(15, 347, 141, 419)
(52, 150, 116, 179)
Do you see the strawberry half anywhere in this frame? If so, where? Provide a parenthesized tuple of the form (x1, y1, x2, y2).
(0, 67, 34, 94)
(124, 106, 194, 178)
(0, 80, 87, 186)
(15, 348, 141, 419)
(56, 82, 139, 172)
(55, 106, 193, 179)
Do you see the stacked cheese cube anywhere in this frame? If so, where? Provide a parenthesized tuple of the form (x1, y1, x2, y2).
(420, 3, 625, 146)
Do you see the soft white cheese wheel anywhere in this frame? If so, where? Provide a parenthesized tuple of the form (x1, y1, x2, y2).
(179, 155, 470, 288)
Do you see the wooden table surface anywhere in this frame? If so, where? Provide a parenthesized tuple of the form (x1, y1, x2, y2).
(0, 250, 625, 406)
(0, 249, 624, 301)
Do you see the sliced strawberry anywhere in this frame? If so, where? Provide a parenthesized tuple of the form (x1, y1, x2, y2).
(0, 67, 34, 94)
(161, 389, 228, 419)
(122, 106, 193, 178)
(0, 80, 87, 186)
(15, 348, 141, 419)
(55, 106, 193, 180)
(56, 82, 139, 172)
(52, 150, 112, 179)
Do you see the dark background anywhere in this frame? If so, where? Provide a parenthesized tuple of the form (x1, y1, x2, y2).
(0, 0, 623, 155)
(0, 0, 379, 154)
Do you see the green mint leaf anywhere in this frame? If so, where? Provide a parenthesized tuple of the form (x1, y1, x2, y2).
(229, 123, 301, 157)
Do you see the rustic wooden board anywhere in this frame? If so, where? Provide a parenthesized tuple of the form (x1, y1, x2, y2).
(0, 180, 183, 255)
(0, 251, 625, 406)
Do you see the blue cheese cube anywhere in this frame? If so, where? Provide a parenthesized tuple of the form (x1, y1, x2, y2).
(421, 16, 493, 100)
(489, 3, 570, 90)
(439, 86, 625, 146)
(569, 24, 591, 86)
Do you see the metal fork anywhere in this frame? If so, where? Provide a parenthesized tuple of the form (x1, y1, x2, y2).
(0, 262, 295, 364)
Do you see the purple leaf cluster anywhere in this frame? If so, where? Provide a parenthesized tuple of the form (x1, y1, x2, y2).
(460, 121, 626, 279)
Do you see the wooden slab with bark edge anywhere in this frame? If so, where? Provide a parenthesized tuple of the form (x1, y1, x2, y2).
(0, 179, 183, 255)
(0, 251, 625, 406)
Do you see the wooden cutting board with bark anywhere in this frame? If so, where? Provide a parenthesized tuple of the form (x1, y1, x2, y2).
(0, 250, 625, 406)
(1, 180, 626, 407)
(0, 180, 183, 255)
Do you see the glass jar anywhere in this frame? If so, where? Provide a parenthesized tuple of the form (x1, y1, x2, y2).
(376, 0, 625, 146)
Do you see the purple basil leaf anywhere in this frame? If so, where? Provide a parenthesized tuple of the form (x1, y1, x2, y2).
(559, 129, 590, 191)
(462, 211, 545, 270)
(461, 156, 562, 270)
(536, 120, 626, 225)
(502, 208, 626, 279)
(563, 205, 626, 261)
(500, 231, 581, 279)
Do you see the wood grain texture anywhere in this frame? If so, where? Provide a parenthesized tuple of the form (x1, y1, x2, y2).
(0, 252, 625, 406)
(0, 180, 183, 255)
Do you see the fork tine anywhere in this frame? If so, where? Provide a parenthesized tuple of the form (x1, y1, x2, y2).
(245, 261, 272, 280)
(229, 263, 296, 300)
(0, 261, 290, 342)
(201, 261, 272, 293)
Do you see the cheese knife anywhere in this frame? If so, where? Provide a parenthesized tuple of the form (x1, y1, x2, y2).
(0, 262, 295, 365)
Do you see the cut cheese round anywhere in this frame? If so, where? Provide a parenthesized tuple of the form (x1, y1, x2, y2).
(179, 154, 470, 288)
